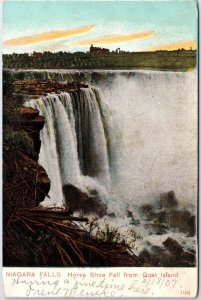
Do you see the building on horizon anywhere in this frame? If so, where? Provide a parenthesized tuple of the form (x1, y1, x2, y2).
(90, 44, 109, 54)
(32, 51, 43, 58)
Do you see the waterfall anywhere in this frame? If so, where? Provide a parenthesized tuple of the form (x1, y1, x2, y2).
(22, 69, 197, 256)
(25, 87, 111, 207)
(23, 70, 197, 212)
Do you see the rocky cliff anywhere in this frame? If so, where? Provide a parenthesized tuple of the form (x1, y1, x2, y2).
(4, 107, 50, 218)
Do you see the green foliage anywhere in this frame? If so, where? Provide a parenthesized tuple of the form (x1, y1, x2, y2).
(4, 126, 35, 156)
(3, 50, 197, 71)
(88, 219, 140, 250)
(3, 71, 21, 126)
(3, 72, 36, 157)
(96, 223, 122, 244)
(4, 105, 23, 127)
(3, 70, 14, 97)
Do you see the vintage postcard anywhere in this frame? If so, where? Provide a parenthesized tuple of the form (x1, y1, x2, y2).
(2, 0, 198, 298)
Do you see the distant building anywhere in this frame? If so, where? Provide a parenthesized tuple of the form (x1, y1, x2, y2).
(32, 51, 43, 58)
(90, 44, 109, 54)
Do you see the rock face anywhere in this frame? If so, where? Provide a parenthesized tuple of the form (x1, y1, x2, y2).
(13, 80, 89, 101)
(17, 107, 51, 204)
(62, 184, 107, 217)
(10, 152, 50, 206)
(4, 107, 51, 217)
(17, 107, 45, 159)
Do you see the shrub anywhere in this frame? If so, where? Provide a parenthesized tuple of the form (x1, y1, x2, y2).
(88, 219, 140, 251)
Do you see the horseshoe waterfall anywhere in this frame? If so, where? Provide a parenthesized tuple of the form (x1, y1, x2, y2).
(22, 69, 198, 257)
(23, 70, 197, 219)
(25, 87, 114, 211)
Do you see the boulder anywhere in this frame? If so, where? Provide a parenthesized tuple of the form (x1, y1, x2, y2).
(62, 184, 107, 217)
(159, 191, 178, 210)
(155, 211, 167, 223)
(154, 209, 195, 236)
(166, 210, 193, 234)
(162, 237, 196, 266)
(139, 204, 155, 220)
(63, 184, 88, 208)
(163, 237, 184, 256)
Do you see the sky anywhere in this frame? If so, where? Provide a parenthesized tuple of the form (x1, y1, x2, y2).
(3, 0, 198, 53)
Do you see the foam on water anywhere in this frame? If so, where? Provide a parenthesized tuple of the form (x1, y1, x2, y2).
(24, 69, 197, 252)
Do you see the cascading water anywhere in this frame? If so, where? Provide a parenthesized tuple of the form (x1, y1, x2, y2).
(72, 88, 110, 184)
(23, 70, 197, 210)
(23, 69, 197, 255)
(25, 87, 112, 207)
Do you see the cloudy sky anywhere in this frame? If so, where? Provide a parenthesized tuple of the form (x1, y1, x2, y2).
(3, 0, 197, 53)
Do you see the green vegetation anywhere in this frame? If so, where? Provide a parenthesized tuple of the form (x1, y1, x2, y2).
(3, 50, 196, 71)
(3, 70, 35, 158)
(95, 223, 139, 250)
(87, 218, 140, 251)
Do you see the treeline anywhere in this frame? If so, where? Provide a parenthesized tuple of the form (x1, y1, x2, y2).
(3, 50, 196, 70)
(3, 51, 104, 69)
